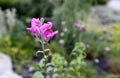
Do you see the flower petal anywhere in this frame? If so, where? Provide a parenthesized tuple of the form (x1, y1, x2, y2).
(26, 28, 32, 31)
(47, 30, 58, 38)
(40, 22, 52, 33)
(31, 18, 41, 27)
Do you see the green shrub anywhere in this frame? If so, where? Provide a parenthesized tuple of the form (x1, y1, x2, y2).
(15, 0, 54, 18)
(0, 0, 17, 9)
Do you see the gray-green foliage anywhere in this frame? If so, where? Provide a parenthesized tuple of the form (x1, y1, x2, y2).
(0, 0, 16, 8)
(15, 0, 53, 18)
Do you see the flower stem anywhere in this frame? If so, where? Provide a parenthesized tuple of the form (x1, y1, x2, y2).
(41, 39, 47, 78)
(41, 42, 45, 52)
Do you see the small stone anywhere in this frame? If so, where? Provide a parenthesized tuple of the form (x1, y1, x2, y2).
(98, 36, 103, 41)
(102, 28, 107, 34)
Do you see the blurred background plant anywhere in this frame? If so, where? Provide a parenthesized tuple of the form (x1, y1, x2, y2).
(0, 8, 36, 76)
(0, 0, 120, 78)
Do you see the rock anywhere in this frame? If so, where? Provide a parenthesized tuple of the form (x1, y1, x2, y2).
(89, 4, 120, 25)
(89, 6, 116, 25)
(0, 53, 22, 78)
(0, 71, 22, 78)
(107, 0, 120, 13)
(0, 53, 12, 74)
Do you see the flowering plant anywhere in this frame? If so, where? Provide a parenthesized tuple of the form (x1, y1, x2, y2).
(26, 18, 87, 78)
(26, 18, 58, 78)
(26, 18, 58, 42)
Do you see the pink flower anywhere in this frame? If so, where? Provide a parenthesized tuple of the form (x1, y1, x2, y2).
(31, 18, 41, 27)
(26, 18, 58, 42)
(26, 18, 41, 37)
(40, 22, 58, 42)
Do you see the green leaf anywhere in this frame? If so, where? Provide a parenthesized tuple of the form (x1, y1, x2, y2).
(71, 42, 86, 58)
(38, 58, 45, 68)
(33, 71, 44, 78)
(69, 67, 74, 71)
(44, 49, 50, 52)
(46, 66, 53, 73)
(36, 50, 43, 55)
(46, 63, 55, 67)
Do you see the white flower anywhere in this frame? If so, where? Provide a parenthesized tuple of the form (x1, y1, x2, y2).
(60, 32, 64, 37)
(63, 28, 68, 32)
(61, 21, 66, 25)
(86, 44, 90, 48)
(94, 59, 99, 63)
(104, 46, 110, 52)
(59, 39, 64, 44)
